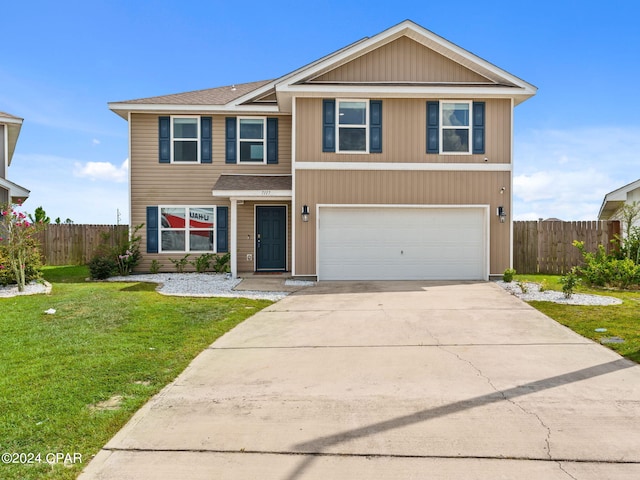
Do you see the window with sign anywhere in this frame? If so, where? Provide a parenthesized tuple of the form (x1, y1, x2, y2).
(160, 206, 215, 252)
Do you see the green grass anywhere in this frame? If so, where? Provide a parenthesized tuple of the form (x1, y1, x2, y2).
(0, 266, 271, 480)
(513, 274, 640, 364)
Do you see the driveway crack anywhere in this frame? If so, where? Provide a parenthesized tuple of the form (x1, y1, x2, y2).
(440, 347, 553, 460)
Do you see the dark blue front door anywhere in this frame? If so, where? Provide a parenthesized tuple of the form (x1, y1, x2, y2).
(256, 206, 286, 271)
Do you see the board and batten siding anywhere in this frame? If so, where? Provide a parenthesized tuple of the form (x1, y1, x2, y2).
(313, 36, 493, 84)
(294, 169, 511, 276)
(129, 113, 292, 272)
(295, 98, 511, 164)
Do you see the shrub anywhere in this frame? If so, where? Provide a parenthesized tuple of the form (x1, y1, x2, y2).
(573, 240, 640, 289)
(114, 224, 143, 276)
(503, 268, 516, 283)
(169, 254, 190, 273)
(0, 203, 44, 290)
(191, 253, 215, 273)
(213, 253, 231, 273)
(150, 259, 162, 274)
(560, 267, 581, 298)
(88, 255, 118, 280)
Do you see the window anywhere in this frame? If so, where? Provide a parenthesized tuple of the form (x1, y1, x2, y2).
(160, 206, 215, 252)
(172, 117, 200, 162)
(441, 102, 471, 153)
(238, 118, 266, 163)
(337, 100, 368, 153)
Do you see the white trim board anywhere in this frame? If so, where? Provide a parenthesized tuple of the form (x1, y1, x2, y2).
(294, 162, 511, 171)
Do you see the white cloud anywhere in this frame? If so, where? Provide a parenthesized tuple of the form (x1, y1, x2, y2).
(74, 158, 128, 183)
(512, 126, 640, 221)
(92, 138, 101, 145)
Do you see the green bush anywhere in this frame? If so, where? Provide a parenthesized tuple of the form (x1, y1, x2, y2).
(573, 240, 640, 289)
(213, 253, 231, 273)
(88, 255, 118, 280)
(503, 268, 516, 283)
(0, 203, 44, 289)
(169, 254, 190, 273)
(560, 267, 581, 298)
(150, 259, 162, 274)
(191, 253, 215, 273)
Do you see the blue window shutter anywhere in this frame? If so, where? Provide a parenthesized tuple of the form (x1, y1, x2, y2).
(217, 206, 228, 253)
(369, 100, 382, 153)
(322, 99, 335, 152)
(266, 118, 278, 164)
(146, 206, 159, 253)
(225, 117, 237, 164)
(426, 101, 439, 154)
(201, 117, 212, 163)
(473, 102, 485, 154)
(159, 117, 170, 163)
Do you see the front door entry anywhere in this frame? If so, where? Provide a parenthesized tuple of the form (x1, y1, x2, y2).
(256, 206, 286, 271)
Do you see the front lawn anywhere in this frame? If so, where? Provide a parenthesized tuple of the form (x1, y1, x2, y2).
(0, 266, 271, 480)
(513, 274, 640, 364)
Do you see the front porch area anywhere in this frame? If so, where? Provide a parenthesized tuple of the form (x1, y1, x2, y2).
(212, 174, 292, 278)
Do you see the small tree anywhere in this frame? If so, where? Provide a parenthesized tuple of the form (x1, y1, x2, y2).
(28, 206, 51, 224)
(0, 203, 44, 291)
(616, 201, 640, 259)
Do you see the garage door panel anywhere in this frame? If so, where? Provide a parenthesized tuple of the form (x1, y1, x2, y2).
(318, 207, 486, 281)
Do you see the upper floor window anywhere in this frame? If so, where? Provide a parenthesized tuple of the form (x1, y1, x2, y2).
(441, 101, 471, 154)
(337, 100, 368, 153)
(159, 116, 211, 164)
(172, 117, 200, 162)
(427, 100, 484, 155)
(238, 118, 266, 163)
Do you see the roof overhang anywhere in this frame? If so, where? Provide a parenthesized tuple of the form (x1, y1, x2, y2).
(108, 103, 280, 120)
(0, 177, 30, 202)
(212, 174, 292, 200)
(598, 178, 640, 219)
(1, 115, 24, 166)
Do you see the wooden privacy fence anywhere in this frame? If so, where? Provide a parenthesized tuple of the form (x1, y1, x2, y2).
(35, 224, 128, 266)
(513, 220, 620, 275)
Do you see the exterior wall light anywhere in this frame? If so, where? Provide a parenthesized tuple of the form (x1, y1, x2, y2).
(301, 205, 310, 222)
(497, 206, 507, 223)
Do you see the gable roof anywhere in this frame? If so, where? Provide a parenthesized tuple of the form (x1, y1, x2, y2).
(598, 178, 640, 219)
(109, 20, 536, 118)
(0, 111, 24, 166)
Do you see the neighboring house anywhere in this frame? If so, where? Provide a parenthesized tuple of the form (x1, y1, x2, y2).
(108, 20, 536, 280)
(0, 112, 30, 205)
(598, 178, 640, 232)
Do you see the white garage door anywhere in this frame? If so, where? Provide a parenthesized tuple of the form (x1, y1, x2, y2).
(318, 206, 487, 281)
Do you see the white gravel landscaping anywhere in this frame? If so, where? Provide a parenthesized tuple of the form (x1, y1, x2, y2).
(496, 281, 622, 306)
(107, 273, 293, 301)
(0, 281, 51, 297)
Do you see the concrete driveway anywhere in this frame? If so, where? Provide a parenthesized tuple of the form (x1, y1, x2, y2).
(79, 281, 640, 479)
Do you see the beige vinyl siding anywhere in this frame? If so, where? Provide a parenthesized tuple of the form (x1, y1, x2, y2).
(295, 98, 511, 163)
(313, 37, 492, 84)
(294, 169, 511, 276)
(129, 113, 292, 272)
(0, 125, 5, 178)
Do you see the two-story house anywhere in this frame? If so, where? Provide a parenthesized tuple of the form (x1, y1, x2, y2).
(0, 112, 29, 205)
(108, 20, 536, 281)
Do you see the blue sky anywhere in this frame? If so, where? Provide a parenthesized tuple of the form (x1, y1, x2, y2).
(2, 0, 639, 223)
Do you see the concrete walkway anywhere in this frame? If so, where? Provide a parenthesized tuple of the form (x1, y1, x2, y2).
(79, 281, 640, 479)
